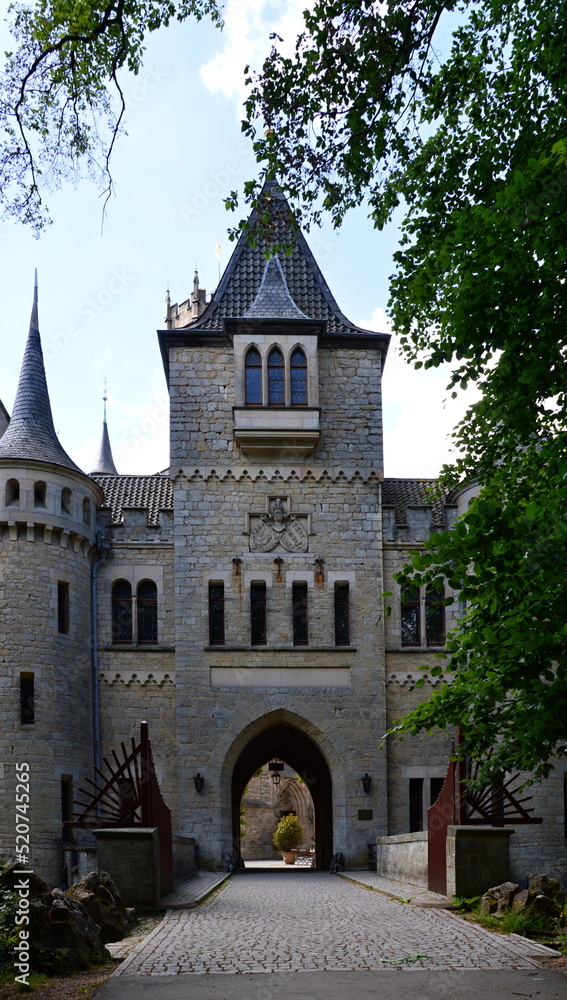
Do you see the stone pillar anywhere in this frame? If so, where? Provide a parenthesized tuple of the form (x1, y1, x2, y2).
(446, 825, 514, 898)
(94, 828, 160, 907)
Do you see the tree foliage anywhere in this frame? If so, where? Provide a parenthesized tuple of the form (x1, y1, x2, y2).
(241, 0, 567, 780)
(0, 0, 221, 231)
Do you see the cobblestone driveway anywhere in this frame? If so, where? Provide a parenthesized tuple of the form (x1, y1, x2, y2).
(115, 872, 552, 977)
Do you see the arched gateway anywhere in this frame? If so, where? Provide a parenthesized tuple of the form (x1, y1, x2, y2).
(231, 723, 333, 870)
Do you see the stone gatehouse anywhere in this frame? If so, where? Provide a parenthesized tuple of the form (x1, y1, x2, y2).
(0, 186, 565, 887)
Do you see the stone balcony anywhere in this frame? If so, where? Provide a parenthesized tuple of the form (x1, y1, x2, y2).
(233, 407, 321, 460)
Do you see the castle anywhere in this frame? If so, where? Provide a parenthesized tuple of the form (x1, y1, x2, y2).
(1, 185, 565, 889)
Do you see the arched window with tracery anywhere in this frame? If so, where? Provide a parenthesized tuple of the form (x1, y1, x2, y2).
(112, 580, 132, 645)
(245, 347, 262, 405)
(137, 580, 158, 645)
(290, 348, 307, 405)
(268, 347, 285, 405)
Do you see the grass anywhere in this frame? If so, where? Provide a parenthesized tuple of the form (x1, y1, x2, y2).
(455, 896, 567, 947)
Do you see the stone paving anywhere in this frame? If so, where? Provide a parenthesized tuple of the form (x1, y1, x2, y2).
(112, 871, 556, 977)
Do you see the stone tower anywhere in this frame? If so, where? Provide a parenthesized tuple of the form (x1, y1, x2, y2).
(0, 279, 102, 884)
(160, 184, 390, 868)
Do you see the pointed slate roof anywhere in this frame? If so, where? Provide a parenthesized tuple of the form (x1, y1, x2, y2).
(91, 420, 118, 475)
(244, 257, 308, 320)
(0, 278, 82, 472)
(171, 181, 387, 337)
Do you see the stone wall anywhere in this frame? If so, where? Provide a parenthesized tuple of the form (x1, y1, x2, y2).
(171, 467, 388, 869)
(376, 832, 428, 886)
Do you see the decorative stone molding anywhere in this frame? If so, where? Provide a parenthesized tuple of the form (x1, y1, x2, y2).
(387, 671, 447, 687)
(173, 466, 382, 484)
(99, 670, 175, 686)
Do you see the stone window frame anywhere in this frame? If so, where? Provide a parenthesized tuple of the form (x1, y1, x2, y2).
(208, 581, 225, 646)
(6, 478, 20, 507)
(136, 579, 158, 645)
(250, 580, 268, 646)
(292, 581, 309, 646)
(19, 672, 35, 725)
(400, 584, 446, 649)
(234, 334, 319, 409)
(57, 581, 70, 635)
(106, 565, 164, 647)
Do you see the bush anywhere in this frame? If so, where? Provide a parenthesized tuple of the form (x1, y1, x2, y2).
(272, 815, 303, 853)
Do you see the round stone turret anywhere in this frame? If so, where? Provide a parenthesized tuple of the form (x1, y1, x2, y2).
(0, 280, 103, 884)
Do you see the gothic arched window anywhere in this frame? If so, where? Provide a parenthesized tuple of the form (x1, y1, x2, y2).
(245, 347, 262, 405)
(137, 580, 158, 645)
(267, 347, 285, 405)
(112, 580, 132, 645)
(425, 583, 445, 646)
(290, 348, 307, 405)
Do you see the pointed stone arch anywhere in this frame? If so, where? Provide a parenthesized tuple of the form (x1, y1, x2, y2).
(221, 709, 336, 870)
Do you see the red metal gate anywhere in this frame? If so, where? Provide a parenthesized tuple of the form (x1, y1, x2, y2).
(67, 721, 174, 896)
(427, 759, 456, 894)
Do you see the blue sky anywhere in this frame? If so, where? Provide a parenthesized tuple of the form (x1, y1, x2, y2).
(0, 1, 474, 477)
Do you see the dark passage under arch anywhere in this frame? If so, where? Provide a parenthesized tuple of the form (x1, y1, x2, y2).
(231, 723, 333, 870)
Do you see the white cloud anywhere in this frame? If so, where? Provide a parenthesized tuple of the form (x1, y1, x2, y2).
(200, 0, 312, 111)
(358, 307, 480, 478)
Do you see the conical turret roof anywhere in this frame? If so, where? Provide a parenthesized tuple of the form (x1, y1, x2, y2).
(91, 420, 118, 475)
(179, 180, 387, 338)
(0, 277, 82, 472)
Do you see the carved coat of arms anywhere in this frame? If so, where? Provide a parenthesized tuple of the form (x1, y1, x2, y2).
(250, 498, 308, 553)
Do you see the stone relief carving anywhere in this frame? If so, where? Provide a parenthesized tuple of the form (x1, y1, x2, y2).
(249, 497, 308, 553)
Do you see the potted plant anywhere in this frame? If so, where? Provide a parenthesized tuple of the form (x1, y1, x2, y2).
(272, 814, 304, 864)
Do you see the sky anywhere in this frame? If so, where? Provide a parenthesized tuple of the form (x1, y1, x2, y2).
(0, 0, 475, 478)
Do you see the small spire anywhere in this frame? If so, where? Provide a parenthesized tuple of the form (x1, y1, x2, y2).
(0, 273, 82, 472)
(90, 384, 118, 475)
(193, 266, 199, 290)
(244, 256, 308, 320)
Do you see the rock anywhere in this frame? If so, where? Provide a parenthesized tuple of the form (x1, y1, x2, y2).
(529, 893, 563, 919)
(67, 870, 136, 943)
(481, 881, 519, 917)
(480, 893, 497, 916)
(511, 889, 530, 913)
(28, 887, 109, 972)
(1, 861, 48, 896)
(527, 873, 565, 905)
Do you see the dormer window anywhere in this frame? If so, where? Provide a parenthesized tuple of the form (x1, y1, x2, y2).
(245, 347, 262, 405)
(290, 348, 307, 405)
(268, 347, 285, 405)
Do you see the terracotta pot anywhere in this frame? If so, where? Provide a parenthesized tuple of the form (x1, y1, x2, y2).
(282, 850, 297, 864)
